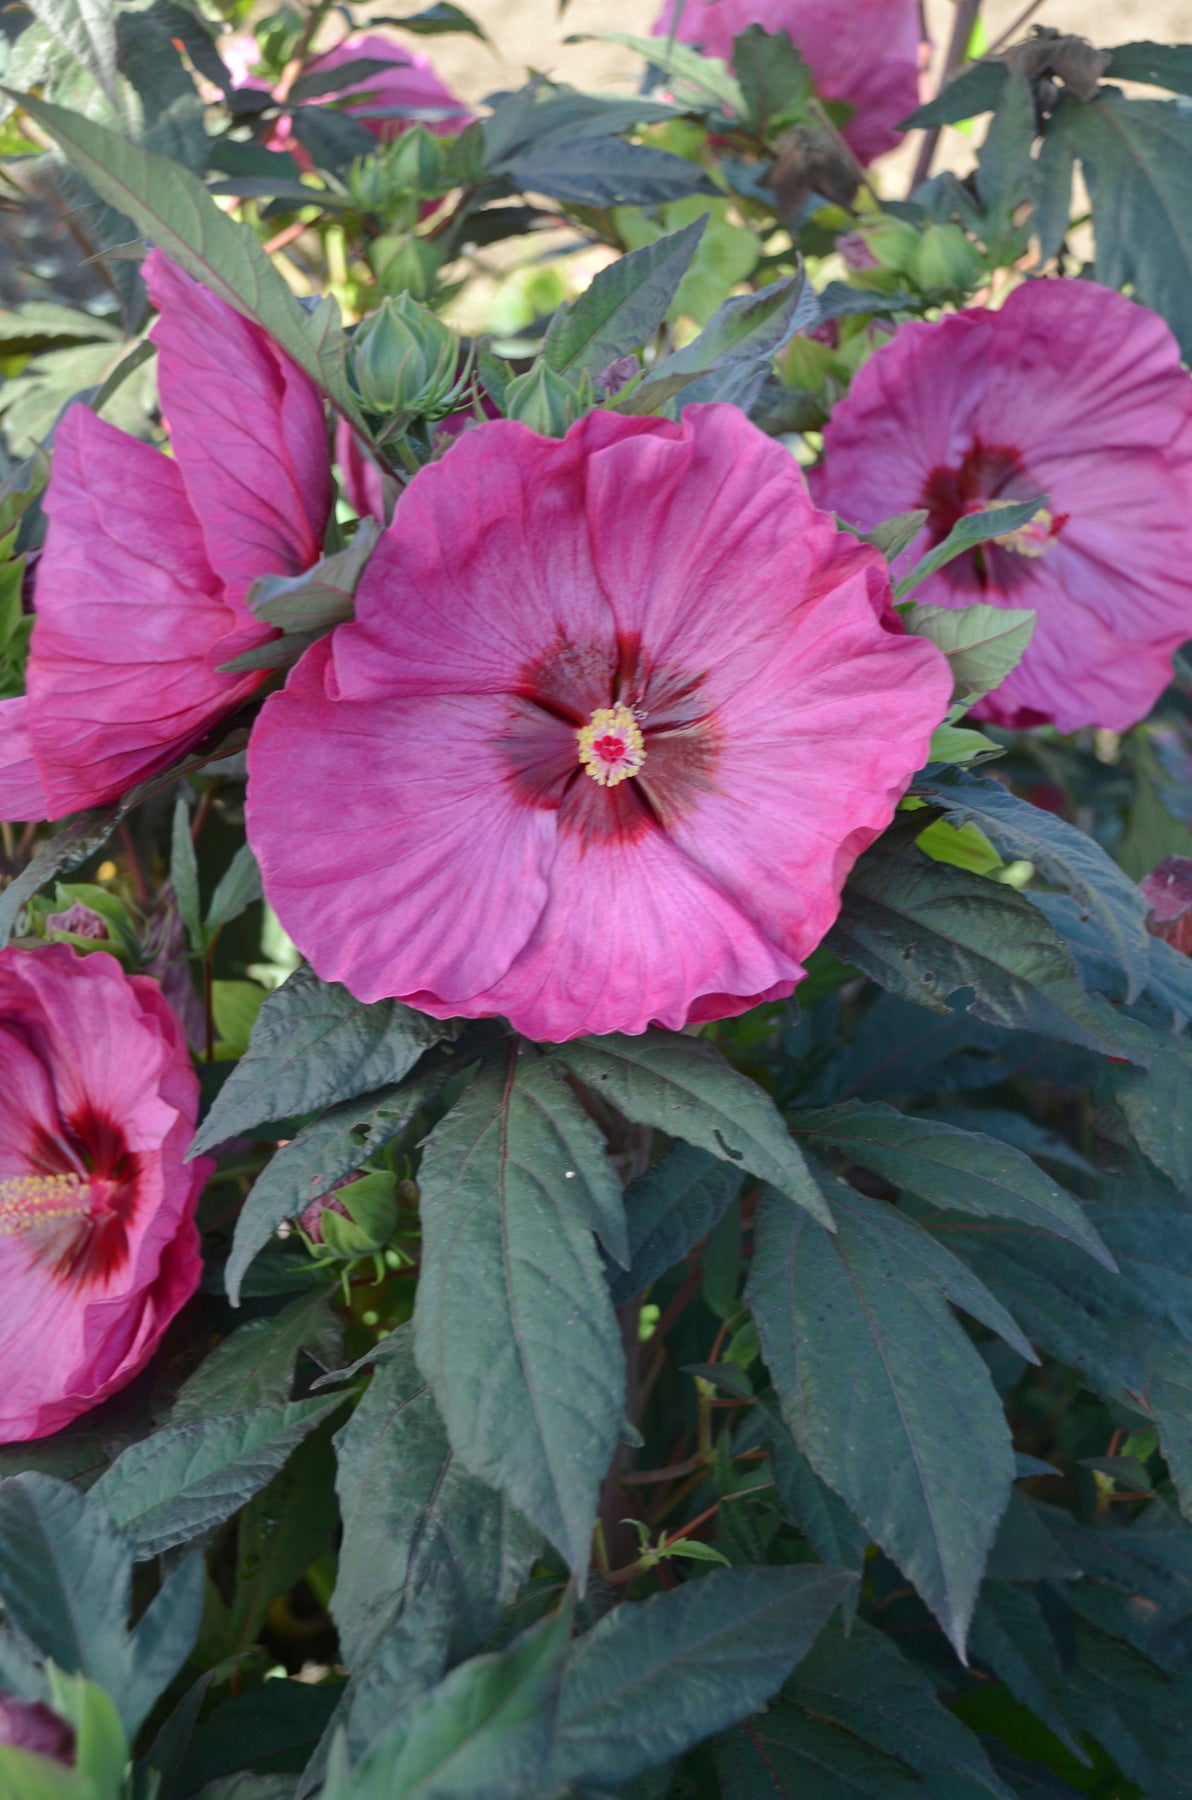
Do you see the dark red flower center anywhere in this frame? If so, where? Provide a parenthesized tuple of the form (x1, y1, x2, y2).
(0, 1108, 142, 1287)
(500, 630, 720, 843)
(921, 437, 1066, 592)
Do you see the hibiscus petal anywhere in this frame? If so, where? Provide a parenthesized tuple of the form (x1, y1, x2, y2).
(0, 696, 47, 823)
(668, 566, 952, 961)
(145, 250, 332, 601)
(333, 418, 620, 702)
(470, 820, 803, 1041)
(29, 406, 258, 817)
(247, 640, 557, 1005)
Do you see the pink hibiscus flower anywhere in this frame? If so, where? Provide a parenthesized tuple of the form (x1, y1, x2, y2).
(0, 250, 332, 824)
(653, 0, 923, 164)
(247, 404, 950, 1041)
(813, 280, 1192, 735)
(0, 945, 209, 1441)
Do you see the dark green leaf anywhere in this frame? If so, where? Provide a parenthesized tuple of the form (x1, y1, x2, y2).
(901, 60, 1008, 131)
(193, 963, 452, 1154)
(373, 3, 490, 42)
(828, 839, 1135, 1059)
(1042, 88, 1192, 356)
(754, 1399, 868, 1589)
(717, 1703, 926, 1798)
(787, 1619, 1016, 1798)
(611, 1141, 742, 1304)
(0, 1474, 132, 1702)
(549, 1566, 854, 1788)
(733, 27, 813, 138)
(970, 1582, 1090, 1763)
(628, 273, 816, 413)
(553, 1031, 833, 1227)
(915, 765, 1150, 1002)
(287, 58, 398, 103)
(122, 1554, 206, 1743)
(1104, 41, 1192, 96)
(0, 1475, 203, 1738)
(11, 91, 361, 419)
(171, 1290, 340, 1423)
(574, 31, 743, 114)
(26, 0, 118, 108)
(171, 793, 202, 951)
(975, 69, 1036, 247)
(928, 1209, 1160, 1397)
(748, 1181, 1020, 1655)
(414, 1046, 625, 1570)
(793, 1099, 1113, 1267)
(183, 1680, 342, 1788)
(323, 1605, 570, 1800)
(506, 138, 714, 208)
(332, 1328, 538, 1668)
(894, 498, 1045, 599)
(544, 218, 706, 379)
(225, 1069, 446, 1303)
(92, 1395, 346, 1558)
(205, 844, 262, 942)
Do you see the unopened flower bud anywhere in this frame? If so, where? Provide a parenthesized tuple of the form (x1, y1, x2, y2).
(0, 1692, 74, 1765)
(368, 233, 442, 300)
(504, 360, 583, 438)
(348, 156, 420, 225)
(858, 218, 921, 275)
(350, 294, 459, 416)
(910, 223, 982, 296)
(301, 1172, 398, 1259)
(386, 125, 445, 195)
(593, 355, 639, 400)
(45, 900, 109, 942)
(1141, 855, 1192, 957)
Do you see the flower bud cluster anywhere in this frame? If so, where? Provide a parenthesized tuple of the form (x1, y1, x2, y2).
(349, 294, 470, 422)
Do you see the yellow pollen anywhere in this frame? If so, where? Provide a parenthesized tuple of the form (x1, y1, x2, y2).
(577, 704, 646, 788)
(0, 1172, 91, 1238)
(985, 499, 1059, 559)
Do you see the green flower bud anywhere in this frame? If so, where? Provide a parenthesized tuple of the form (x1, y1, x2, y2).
(319, 1172, 399, 1258)
(348, 156, 420, 227)
(504, 359, 582, 439)
(386, 125, 445, 196)
(854, 218, 920, 276)
(368, 233, 442, 300)
(350, 294, 459, 416)
(909, 223, 983, 296)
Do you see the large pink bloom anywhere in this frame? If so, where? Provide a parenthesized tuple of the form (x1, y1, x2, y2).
(0, 945, 209, 1441)
(247, 405, 950, 1041)
(0, 250, 332, 824)
(813, 280, 1192, 735)
(653, 0, 923, 163)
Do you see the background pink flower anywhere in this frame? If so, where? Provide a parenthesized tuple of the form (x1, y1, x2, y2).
(0, 251, 332, 824)
(295, 34, 469, 140)
(653, 0, 923, 163)
(0, 945, 209, 1441)
(247, 404, 950, 1041)
(230, 31, 470, 165)
(813, 280, 1192, 735)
